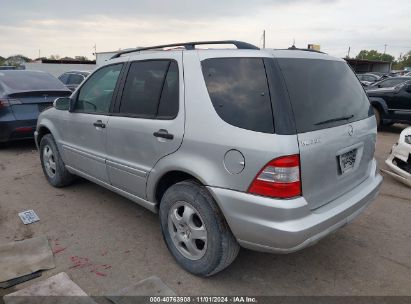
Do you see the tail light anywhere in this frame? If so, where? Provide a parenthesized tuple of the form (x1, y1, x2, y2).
(0, 99, 10, 109)
(248, 154, 301, 199)
(0, 98, 21, 109)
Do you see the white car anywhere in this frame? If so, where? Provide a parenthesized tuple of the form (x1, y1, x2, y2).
(382, 127, 411, 187)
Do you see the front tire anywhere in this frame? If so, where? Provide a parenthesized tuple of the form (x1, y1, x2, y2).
(159, 180, 239, 276)
(40, 134, 75, 187)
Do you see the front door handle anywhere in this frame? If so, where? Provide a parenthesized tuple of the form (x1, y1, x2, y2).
(93, 120, 106, 128)
(153, 129, 174, 140)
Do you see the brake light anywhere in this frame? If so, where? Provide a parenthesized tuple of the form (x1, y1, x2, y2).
(0, 98, 21, 109)
(0, 99, 10, 109)
(248, 154, 301, 199)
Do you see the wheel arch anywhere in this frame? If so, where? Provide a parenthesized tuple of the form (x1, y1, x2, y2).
(369, 97, 388, 115)
(151, 169, 205, 205)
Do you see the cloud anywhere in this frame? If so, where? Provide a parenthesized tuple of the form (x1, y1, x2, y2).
(0, 0, 410, 59)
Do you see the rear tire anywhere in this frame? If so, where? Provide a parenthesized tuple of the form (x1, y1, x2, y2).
(40, 134, 75, 187)
(373, 106, 382, 128)
(159, 180, 239, 276)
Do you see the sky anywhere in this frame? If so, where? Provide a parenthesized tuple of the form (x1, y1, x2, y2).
(1, 0, 410, 60)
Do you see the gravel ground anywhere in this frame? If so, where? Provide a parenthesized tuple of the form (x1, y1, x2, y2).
(0, 124, 410, 297)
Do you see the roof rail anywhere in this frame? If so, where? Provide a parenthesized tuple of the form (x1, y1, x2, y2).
(286, 45, 326, 54)
(110, 40, 259, 59)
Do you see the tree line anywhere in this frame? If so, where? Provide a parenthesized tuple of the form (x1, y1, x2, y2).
(353, 50, 411, 70)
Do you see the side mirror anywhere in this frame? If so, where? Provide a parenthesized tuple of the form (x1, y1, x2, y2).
(406, 85, 411, 93)
(53, 97, 71, 111)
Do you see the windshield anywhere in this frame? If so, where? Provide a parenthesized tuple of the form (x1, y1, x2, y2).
(0, 71, 68, 92)
(277, 58, 373, 133)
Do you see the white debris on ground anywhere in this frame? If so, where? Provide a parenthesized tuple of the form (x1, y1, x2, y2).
(18, 210, 40, 225)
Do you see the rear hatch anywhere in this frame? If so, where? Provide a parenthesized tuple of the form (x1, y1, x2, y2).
(0, 70, 71, 120)
(8, 90, 70, 120)
(277, 57, 376, 210)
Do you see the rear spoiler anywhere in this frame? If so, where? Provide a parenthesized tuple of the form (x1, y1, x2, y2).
(7, 90, 71, 98)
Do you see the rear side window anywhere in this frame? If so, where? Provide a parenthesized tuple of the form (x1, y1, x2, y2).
(277, 58, 372, 133)
(58, 73, 69, 84)
(119, 60, 178, 119)
(201, 58, 274, 133)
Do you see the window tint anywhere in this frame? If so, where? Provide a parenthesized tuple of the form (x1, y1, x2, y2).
(68, 74, 85, 85)
(119, 60, 176, 118)
(158, 62, 179, 119)
(277, 58, 372, 133)
(75, 64, 122, 114)
(201, 58, 274, 133)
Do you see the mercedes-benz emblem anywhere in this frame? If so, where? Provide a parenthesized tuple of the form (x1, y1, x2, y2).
(348, 125, 354, 136)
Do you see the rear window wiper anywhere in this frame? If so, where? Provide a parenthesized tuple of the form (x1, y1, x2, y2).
(314, 114, 354, 126)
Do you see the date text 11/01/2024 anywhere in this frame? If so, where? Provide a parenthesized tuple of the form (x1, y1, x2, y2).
(149, 296, 258, 303)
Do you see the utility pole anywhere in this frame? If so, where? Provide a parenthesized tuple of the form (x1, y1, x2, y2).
(347, 46, 351, 58)
(262, 30, 266, 49)
(383, 44, 387, 55)
(93, 44, 97, 60)
(38, 49, 41, 59)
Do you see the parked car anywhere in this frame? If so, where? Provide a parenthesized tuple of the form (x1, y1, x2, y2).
(367, 76, 411, 89)
(368, 80, 411, 127)
(58, 71, 91, 91)
(367, 72, 389, 80)
(35, 40, 382, 276)
(381, 126, 411, 187)
(389, 70, 408, 77)
(357, 73, 381, 86)
(0, 70, 71, 144)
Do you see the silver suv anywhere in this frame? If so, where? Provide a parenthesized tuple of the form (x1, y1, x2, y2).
(35, 41, 383, 276)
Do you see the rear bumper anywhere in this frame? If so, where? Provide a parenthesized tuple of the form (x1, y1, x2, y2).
(208, 159, 383, 253)
(0, 120, 37, 143)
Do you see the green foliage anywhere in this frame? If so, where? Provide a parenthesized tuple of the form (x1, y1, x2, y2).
(356, 50, 395, 62)
(49, 54, 61, 60)
(74, 56, 89, 61)
(3, 55, 31, 66)
(0, 56, 5, 65)
(393, 51, 411, 70)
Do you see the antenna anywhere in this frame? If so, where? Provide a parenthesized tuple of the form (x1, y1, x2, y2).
(262, 30, 266, 49)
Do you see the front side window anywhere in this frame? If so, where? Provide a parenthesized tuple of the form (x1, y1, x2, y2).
(119, 60, 179, 118)
(75, 64, 122, 114)
(201, 58, 274, 133)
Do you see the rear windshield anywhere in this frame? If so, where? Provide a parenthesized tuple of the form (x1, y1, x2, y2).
(277, 58, 372, 133)
(0, 71, 67, 92)
(201, 58, 274, 133)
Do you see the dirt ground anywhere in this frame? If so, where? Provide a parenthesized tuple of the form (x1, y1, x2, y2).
(0, 125, 410, 297)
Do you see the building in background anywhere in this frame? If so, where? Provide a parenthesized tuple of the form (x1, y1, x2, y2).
(95, 51, 118, 66)
(95, 48, 142, 66)
(307, 44, 321, 51)
(24, 58, 96, 77)
(344, 58, 392, 73)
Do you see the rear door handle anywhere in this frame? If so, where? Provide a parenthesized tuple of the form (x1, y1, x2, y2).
(153, 129, 174, 140)
(93, 120, 106, 128)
